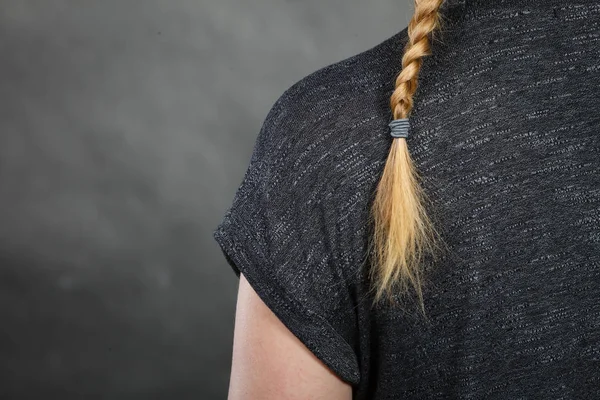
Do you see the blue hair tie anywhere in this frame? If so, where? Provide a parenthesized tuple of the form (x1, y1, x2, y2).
(389, 118, 410, 139)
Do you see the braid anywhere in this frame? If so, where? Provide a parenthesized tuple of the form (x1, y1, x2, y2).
(368, 0, 449, 316)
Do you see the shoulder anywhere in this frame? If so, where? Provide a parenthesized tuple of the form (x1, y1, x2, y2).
(263, 27, 407, 135)
(255, 27, 408, 196)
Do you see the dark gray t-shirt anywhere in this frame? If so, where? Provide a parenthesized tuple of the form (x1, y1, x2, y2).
(213, 0, 600, 398)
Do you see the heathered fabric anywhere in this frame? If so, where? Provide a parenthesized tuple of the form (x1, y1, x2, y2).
(213, 0, 600, 397)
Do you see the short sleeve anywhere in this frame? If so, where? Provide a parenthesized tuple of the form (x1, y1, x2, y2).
(212, 94, 361, 386)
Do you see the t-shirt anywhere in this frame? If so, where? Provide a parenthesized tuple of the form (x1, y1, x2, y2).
(212, 0, 600, 398)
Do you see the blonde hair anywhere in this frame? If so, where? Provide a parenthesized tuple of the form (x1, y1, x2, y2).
(368, 0, 452, 316)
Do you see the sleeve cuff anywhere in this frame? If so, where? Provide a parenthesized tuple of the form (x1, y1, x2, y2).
(213, 219, 361, 386)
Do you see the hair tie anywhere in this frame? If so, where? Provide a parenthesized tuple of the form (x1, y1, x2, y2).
(389, 118, 410, 139)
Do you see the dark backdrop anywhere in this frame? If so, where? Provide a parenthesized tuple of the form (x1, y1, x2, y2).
(0, 1, 409, 398)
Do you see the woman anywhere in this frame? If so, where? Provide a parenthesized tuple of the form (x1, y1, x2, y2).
(213, 0, 600, 398)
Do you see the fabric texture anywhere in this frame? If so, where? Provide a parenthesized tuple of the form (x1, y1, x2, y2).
(213, 0, 600, 398)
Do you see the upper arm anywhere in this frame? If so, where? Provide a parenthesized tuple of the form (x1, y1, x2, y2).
(227, 273, 353, 400)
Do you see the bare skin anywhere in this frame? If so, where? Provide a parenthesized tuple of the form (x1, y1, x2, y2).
(227, 273, 353, 400)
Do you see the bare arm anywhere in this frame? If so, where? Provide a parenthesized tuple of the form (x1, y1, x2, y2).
(227, 273, 353, 400)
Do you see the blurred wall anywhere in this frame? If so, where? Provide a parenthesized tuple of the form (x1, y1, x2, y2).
(0, 1, 409, 398)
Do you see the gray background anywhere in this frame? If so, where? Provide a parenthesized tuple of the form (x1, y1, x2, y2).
(0, 1, 409, 398)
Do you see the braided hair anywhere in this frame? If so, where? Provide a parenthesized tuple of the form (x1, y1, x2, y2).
(369, 0, 452, 316)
